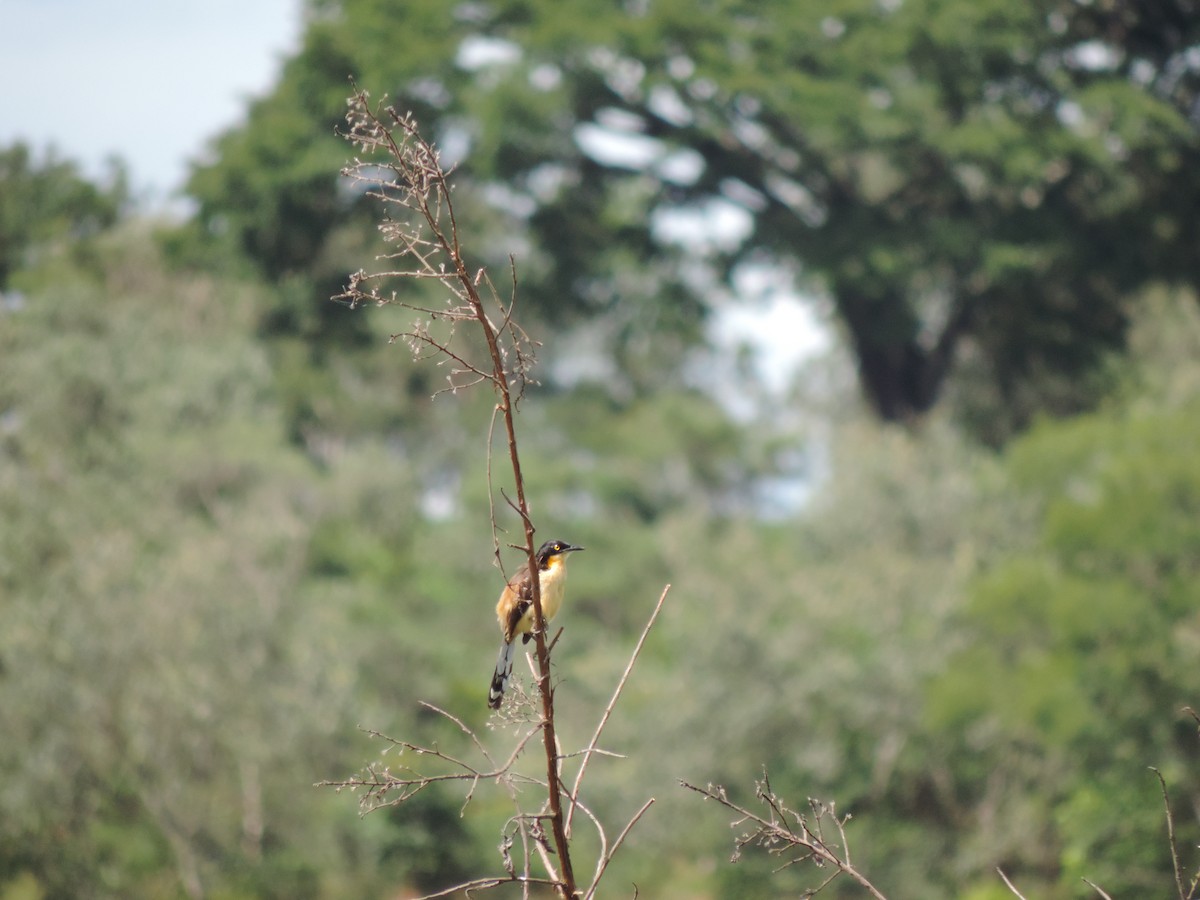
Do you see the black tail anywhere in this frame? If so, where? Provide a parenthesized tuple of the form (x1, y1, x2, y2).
(487, 641, 515, 709)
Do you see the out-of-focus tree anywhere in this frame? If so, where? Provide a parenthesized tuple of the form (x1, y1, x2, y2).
(0, 229, 475, 898)
(1, 152, 756, 897)
(188, 0, 1200, 439)
(548, 381, 1028, 896)
(0, 142, 126, 287)
(922, 289, 1200, 896)
(552, 291, 1200, 899)
(185, 11, 787, 517)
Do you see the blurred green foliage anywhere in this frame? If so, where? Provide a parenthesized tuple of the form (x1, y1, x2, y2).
(8, 211, 1198, 896)
(0, 213, 477, 898)
(925, 383, 1200, 896)
(0, 144, 127, 289)
(3, 0, 1200, 896)
(189, 0, 1199, 437)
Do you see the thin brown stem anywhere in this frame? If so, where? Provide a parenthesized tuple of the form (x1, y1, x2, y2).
(337, 92, 582, 897)
(419, 701, 496, 769)
(567, 584, 671, 835)
(319, 722, 543, 815)
(997, 868, 1028, 900)
(421, 117, 576, 898)
(584, 799, 656, 900)
(412, 875, 560, 899)
(681, 780, 888, 900)
(1152, 767, 1188, 900)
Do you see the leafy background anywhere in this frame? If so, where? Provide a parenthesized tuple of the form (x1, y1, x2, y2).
(2, 1, 1199, 897)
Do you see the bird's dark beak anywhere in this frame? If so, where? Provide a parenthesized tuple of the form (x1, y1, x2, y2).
(564, 543, 585, 553)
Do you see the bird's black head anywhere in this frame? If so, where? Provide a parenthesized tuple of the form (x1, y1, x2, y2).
(536, 539, 584, 567)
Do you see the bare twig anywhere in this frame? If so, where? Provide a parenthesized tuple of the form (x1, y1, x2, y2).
(681, 779, 888, 900)
(485, 403, 505, 579)
(336, 92, 540, 400)
(334, 89, 582, 896)
(1151, 766, 1193, 900)
(997, 868, 1028, 900)
(336, 91, 681, 900)
(584, 799, 657, 900)
(317, 721, 542, 816)
(1153, 767, 1186, 899)
(421, 701, 496, 768)
(411, 874, 560, 899)
(1083, 876, 1114, 900)
(567, 584, 671, 836)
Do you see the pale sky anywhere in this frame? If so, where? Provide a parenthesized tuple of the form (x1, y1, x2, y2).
(0, 0, 303, 199)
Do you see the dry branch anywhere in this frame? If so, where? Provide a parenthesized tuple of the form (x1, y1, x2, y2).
(681, 776, 888, 899)
(334, 87, 578, 892)
(329, 90, 665, 899)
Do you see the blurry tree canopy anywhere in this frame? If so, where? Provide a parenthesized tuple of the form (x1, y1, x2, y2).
(923, 387, 1200, 896)
(5, 130, 1200, 897)
(0, 142, 127, 288)
(0, 222, 480, 899)
(188, 0, 1200, 439)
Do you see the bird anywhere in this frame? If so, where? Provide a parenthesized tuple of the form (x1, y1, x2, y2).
(488, 539, 585, 709)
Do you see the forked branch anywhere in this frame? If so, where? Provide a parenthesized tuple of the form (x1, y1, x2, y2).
(316, 704, 541, 817)
(681, 775, 888, 899)
(331, 91, 678, 899)
(336, 86, 573, 895)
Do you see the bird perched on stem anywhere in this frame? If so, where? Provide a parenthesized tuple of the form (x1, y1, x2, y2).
(488, 539, 584, 709)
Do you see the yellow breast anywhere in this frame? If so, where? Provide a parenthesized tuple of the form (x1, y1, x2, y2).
(497, 553, 573, 641)
(538, 555, 568, 622)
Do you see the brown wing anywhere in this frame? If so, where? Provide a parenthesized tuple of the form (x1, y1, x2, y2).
(499, 560, 535, 643)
